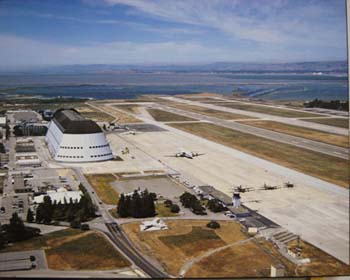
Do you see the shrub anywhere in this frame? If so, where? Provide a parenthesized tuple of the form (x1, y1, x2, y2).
(170, 204, 180, 213)
(207, 221, 220, 229)
(207, 199, 226, 213)
(164, 199, 173, 207)
(80, 224, 90, 231)
(70, 220, 81, 229)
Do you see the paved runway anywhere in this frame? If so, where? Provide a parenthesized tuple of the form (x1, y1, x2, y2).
(162, 97, 348, 136)
(118, 116, 349, 264)
(153, 104, 348, 160)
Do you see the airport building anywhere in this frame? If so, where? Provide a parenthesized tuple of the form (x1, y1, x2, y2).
(45, 109, 113, 162)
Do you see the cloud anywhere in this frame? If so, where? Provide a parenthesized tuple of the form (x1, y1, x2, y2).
(102, 0, 346, 46)
(0, 34, 236, 69)
(1, 32, 343, 70)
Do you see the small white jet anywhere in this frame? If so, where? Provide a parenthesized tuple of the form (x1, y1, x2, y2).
(166, 150, 205, 159)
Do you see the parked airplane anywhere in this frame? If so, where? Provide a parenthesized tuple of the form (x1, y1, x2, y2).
(166, 150, 205, 159)
(233, 185, 254, 193)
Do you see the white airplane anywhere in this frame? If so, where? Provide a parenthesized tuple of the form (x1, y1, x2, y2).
(166, 150, 205, 159)
(120, 130, 140, 135)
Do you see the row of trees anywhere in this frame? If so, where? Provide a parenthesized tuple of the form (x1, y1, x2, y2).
(179, 192, 207, 215)
(304, 99, 349, 111)
(117, 189, 156, 218)
(0, 213, 40, 249)
(34, 184, 96, 226)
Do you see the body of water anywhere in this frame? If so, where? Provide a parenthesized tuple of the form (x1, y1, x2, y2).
(0, 73, 347, 101)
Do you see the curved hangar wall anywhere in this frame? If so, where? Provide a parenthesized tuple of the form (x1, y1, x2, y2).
(45, 109, 113, 162)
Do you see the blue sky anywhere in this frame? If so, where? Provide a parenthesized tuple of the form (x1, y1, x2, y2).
(0, 0, 347, 69)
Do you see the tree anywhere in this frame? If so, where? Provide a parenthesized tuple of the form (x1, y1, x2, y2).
(179, 192, 197, 208)
(207, 221, 220, 229)
(164, 199, 173, 207)
(26, 209, 34, 223)
(0, 143, 5, 153)
(7, 213, 27, 242)
(170, 204, 180, 213)
(207, 199, 226, 213)
(192, 200, 206, 215)
(42, 196, 53, 224)
(36, 196, 53, 224)
(80, 224, 90, 231)
(117, 194, 129, 218)
(0, 228, 7, 249)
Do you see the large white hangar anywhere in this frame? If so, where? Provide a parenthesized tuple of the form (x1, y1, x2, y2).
(45, 109, 114, 162)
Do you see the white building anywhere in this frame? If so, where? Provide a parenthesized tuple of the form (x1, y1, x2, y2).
(46, 109, 113, 162)
(33, 187, 83, 204)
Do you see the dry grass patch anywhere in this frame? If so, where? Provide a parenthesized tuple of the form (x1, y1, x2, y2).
(47, 231, 130, 270)
(238, 120, 348, 148)
(155, 203, 179, 217)
(215, 102, 324, 118)
(2, 228, 130, 270)
(121, 220, 247, 276)
(287, 239, 350, 276)
(77, 107, 115, 122)
(147, 108, 195, 122)
(168, 103, 253, 120)
(303, 118, 349, 129)
(169, 122, 349, 187)
(97, 104, 141, 123)
(85, 173, 119, 205)
(113, 104, 141, 114)
(185, 239, 277, 277)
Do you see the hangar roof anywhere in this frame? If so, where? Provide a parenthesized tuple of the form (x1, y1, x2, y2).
(53, 109, 102, 134)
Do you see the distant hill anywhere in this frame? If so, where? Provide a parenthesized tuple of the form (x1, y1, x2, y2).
(3, 61, 347, 75)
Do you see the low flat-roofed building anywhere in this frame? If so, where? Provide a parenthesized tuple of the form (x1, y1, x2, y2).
(197, 185, 233, 206)
(0, 117, 6, 127)
(33, 188, 83, 204)
(12, 175, 32, 193)
(0, 153, 9, 168)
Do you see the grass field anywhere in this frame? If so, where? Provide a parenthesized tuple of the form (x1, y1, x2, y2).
(287, 239, 350, 276)
(215, 102, 323, 118)
(159, 226, 224, 256)
(238, 120, 349, 148)
(85, 174, 119, 205)
(155, 203, 180, 217)
(122, 220, 247, 276)
(303, 118, 349, 129)
(167, 103, 254, 120)
(113, 104, 141, 114)
(77, 107, 115, 122)
(169, 122, 349, 187)
(2, 228, 130, 270)
(96, 104, 141, 123)
(185, 239, 276, 277)
(147, 108, 195, 122)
